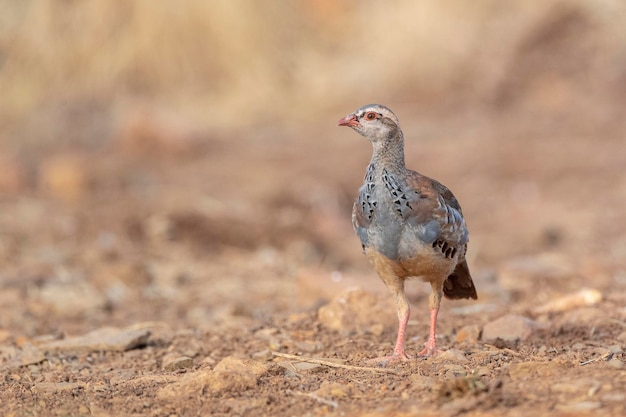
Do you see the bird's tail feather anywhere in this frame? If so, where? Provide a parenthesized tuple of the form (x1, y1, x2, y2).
(443, 259, 477, 300)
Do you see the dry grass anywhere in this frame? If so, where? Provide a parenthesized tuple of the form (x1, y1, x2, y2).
(0, 0, 625, 145)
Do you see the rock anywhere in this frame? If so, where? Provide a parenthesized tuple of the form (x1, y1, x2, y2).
(251, 349, 272, 361)
(19, 345, 46, 367)
(39, 327, 150, 352)
(163, 356, 194, 371)
(532, 288, 602, 315)
(318, 288, 393, 332)
(482, 314, 542, 341)
(455, 325, 480, 343)
(433, 349, 469, 364)
(158, 356, 269, 399)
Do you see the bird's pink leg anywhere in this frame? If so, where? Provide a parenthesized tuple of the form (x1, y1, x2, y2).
(367, 275, 412, 365)
(418, 307, 439, 356)
(418, 285, 443, 357)
(391, 308, 411, 359)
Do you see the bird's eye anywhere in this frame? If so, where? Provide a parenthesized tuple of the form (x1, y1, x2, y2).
(365, 112, 377, 120)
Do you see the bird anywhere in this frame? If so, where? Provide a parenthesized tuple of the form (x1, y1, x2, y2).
(337, 104, 477, 364)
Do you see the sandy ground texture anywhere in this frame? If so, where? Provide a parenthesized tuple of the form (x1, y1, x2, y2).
(1, 109, 625, 417)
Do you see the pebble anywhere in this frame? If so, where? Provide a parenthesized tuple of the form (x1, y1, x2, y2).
(158, 356, 269, 398)
(39, 326, 151, 352)
(455, 325, 480, 343)
(251, 349, 272, 361)
(482, 314, 542, 341)
(162, 356, 194, 371)
(433, 349, 469, 364)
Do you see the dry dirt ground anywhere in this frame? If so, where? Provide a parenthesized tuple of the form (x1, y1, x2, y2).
(1, 109, 625, 417)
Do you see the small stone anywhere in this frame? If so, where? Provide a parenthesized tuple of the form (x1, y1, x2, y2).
(19, 345, 46, 367)
(39, 326, 150, 352)
(433, 349, 469, 364)
(455, 325, 480, 343)
(606, 358, 624, 369)
(482, 314, 542, 341)
(607, 345, 623, 354)
(163, 356, 193, 371)
(251, 349, 272, 361)
(616, 331, 626, 342)
(158, 357, 269, 399)
(203, 356, 269, 394)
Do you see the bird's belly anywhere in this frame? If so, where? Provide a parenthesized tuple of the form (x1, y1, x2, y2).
(367, 221, 455, 281)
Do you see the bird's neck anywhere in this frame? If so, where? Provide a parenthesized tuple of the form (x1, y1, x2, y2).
(369, 132, 406, 174)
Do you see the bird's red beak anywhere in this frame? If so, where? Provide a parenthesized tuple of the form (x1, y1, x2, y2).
(337, 114, 359, 127)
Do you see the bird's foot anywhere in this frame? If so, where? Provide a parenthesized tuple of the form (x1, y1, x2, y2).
(417, 339, 442, 357)
(366, 350, 411, 367)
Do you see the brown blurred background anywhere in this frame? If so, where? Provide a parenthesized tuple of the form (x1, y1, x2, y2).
(0, 0, 625, 333)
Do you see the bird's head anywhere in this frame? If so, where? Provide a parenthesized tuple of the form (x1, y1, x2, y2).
(337, 104, 401, 142)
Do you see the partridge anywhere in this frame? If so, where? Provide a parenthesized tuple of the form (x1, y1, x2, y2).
(338, 104, 477, 364)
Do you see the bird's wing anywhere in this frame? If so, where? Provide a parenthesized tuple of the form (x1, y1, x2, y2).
(385, 169, 469, 259)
